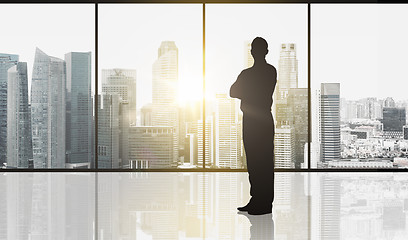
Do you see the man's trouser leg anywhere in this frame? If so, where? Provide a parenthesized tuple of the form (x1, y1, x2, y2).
(243, 113, 275, 208)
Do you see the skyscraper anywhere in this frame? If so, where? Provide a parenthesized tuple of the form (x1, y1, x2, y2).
(274, 43, 300, 168)
(311, 89, 321, 168)
(275, 43, 298, 127)
(320, 83, 340, 163)
(98, 94, 129, 169)
(31, 48, 66, 168)
(197, 117, 215, 168)
(276, 43, 298, 101)
(7, 62, 33, 168)
(288, 88, 308, 168)
(215, 94, 242, 168)
(152, 41, 179, 163)
(275, 126, 295, 168)
(65, 52, 92, 168)
(0, 53, 19, 166)
(101, 68, 136, 124)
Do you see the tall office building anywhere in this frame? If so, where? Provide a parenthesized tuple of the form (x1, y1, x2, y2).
(275, 43, 300, 168)
(7, 62, 33, 168)
(31, 48, 66, 168)
(0, 53, 19, 166)
(276, 43, 298, 101)
(97, 94, 129, 169)
(320, 83, 340, 163)
(215, 94, 242, 168)
(152, 41, 179, 163)
(101, 68, 136, 124)
(128, 126, 174, 169)
(178, 100, 202, 160)
(197, 117, 215, 168)
(184, 133, 197, 165)
(311, 89, 321, 168)
(288, 88, 308, 168)
(365, 97, 382, 120)
(275, 126, 295, 168)
(98, 94, 119, 169)
(65, 52, 92, 168)
(275, 43, 298, 127)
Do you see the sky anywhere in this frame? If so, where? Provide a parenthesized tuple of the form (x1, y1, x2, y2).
(0, 4, 95, 96)
(2, 4, 407, 108)
(312, 4, 408, 101)
(99, 4, 307, 110)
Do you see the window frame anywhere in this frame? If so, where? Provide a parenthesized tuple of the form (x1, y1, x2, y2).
(1, 0, 405, 172)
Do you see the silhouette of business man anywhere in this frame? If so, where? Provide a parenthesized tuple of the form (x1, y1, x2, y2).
(230, 37, 276, 215)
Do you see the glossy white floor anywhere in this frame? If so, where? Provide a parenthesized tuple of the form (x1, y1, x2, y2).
(1, 172, 408, 240)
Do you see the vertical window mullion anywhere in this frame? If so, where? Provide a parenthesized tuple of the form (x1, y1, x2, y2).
(203, 3, 206, 170)
(308, 2, 311, 171)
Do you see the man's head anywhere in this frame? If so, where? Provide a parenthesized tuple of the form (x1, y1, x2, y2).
(251, 37, 268, 61)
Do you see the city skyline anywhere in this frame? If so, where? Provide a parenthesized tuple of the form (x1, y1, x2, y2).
(2, 3, 408, 169)
(4, 42, 408, 169)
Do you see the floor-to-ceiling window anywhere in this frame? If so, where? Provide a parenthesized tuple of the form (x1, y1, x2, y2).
(0, 4, 95, 169)
(311, 4, 408, 169)
(98, 4, 203, 169)
(1, 1, 407, 171)
(205, 4, 308, 169)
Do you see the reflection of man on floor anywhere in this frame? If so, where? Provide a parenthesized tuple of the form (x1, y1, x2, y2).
(238, 212, 274, 239)
(230, 37, 276, 215)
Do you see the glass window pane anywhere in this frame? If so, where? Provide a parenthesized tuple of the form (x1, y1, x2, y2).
(0, 4, 95, 169)
(206, 4, 308, 169)
(98, 4, 203, 169)
(312, 4, 408, 169)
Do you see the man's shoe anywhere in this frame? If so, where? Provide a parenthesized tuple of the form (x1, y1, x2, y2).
(247, 208, 272, 215)
(237, 198, 256, 211)
(237, 203, 253, 212)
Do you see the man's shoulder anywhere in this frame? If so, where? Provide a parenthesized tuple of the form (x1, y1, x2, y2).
(241, 67, 252, 74)
(265, 63, 277, 72)
(238, 67, 252, 78)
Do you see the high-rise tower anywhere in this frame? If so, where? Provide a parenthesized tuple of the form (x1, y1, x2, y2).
(275, 43, 299, 168)
(275, 43, 299, 127)
(0, 53, 19, 166)
(288, 88, 308, 168)
(31, 48, 66, 168)
(320, 83, 340, 163)
(152, 41, 179, 164)
(215, 94, 242, 168)
(102, 68, 136, 124)
(277, 43, 298, 101)
(7, 62, 33, 168)
(65, 52, 92, 168)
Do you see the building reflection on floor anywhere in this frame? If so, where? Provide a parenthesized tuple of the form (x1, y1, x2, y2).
(1, 172, 408, 239)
